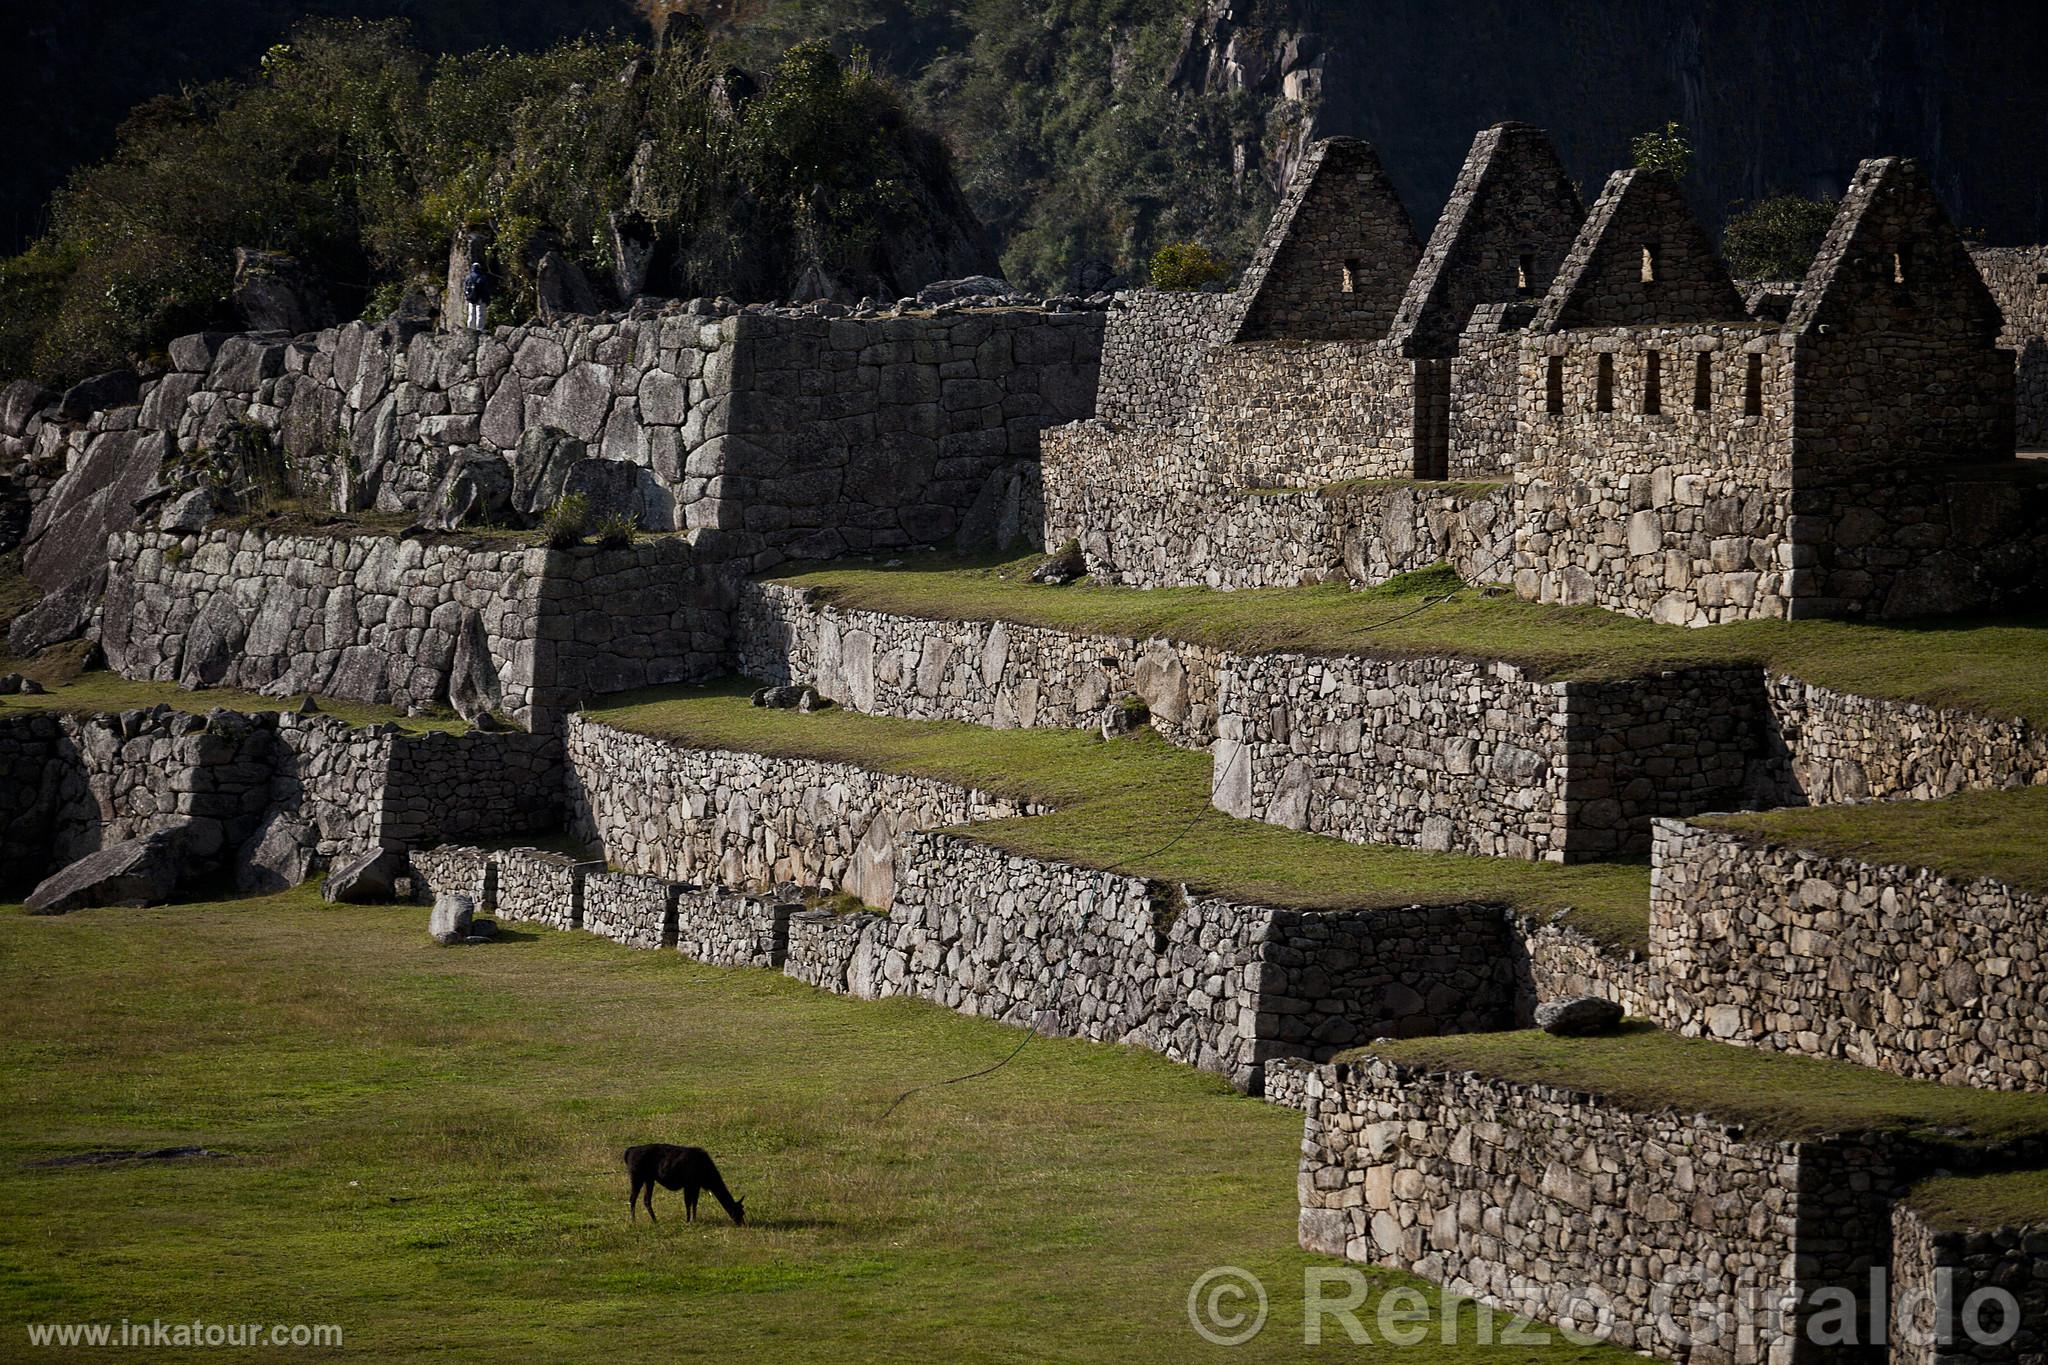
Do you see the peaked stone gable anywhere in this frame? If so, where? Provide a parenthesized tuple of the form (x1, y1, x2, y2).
(1388, 123, 1585, 357)
(1230, 138, 1421, 344)
(1789, 157, 2005, 344)
(1531, 168, 1744, 333)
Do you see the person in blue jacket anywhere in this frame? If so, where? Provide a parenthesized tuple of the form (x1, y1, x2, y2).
(462, 259, 494, 331)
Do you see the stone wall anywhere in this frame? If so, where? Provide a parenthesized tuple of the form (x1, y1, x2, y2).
(735, 581, 1227, 748)
(1650, 818, 2048, 1090)
(562, 715, 1043, 904)
(1213, 652, 1763, 861)
(581, 870, 676, 950)
(673, 887, 792, 968)
(1512, 325, 1794, 625)
(1891, 1203, 2048, 1364)
(1092, 291, 1236, 430)
(1445, 316, 1526, 477)
(0, 707, 559, 897)
(1511, 912, 1669, 1020)
(1298, 1057, 1902, 1363)
(100, 527, 737, 730)
(1972, 245, 2048, 446)
(410, 844, 496, 910)
(1763, 674, 2048, 807)
(493, 847, 600, 931)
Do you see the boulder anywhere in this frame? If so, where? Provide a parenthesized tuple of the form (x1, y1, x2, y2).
(158, 487, 217, 533)
(560, 457, 647, 527)
(917, 275, 1009, 306)
(535, 250, 603, 321)
(236, 813, 319, 892)
(1534, 996, 1626, 1037)
(1029, 540, 1086, 585)
(57, 369, 142, 422)
(430, 892, 476, 945)
(322, 847, 407, 904)
(0, 673, 19, 694)
(607, 209, 661, 302)
(231, 247, 335, 335)
(167, 331, 235, 373)
(6, 565, 105, 655)
(426, 447, 516, 530)
(510, 426, 587, 516)
(446, 607, 502, 723)
(25, 824, 191, 914)
(0, 378, 53, 436)
(751, 683, 824, 710)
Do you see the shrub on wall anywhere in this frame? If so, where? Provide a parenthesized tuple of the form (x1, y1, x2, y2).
(1722, 195, 1838, 280)
(1148, 241, 1231, 291)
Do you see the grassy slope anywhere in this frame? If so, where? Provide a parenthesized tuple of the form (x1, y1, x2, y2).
(1700, 787, 2048, 896)
(0, 889, 1635, 1363)
(586, 683, 1650, 944)
(1909, 1169, 2048, 1232)
(770, 556, 2048, 726)
(0, 666, 462, 735)
(1355, 1024, 2048, 1148)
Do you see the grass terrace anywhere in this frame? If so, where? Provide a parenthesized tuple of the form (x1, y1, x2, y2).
(584, 682, 1651, 946)
(0, 888, 1639, 1362)
(769, 555, 2048, 726)
(1699, 786, 2048, 896)
(0, 653, 463, 735)
(1907, 1168, 2048, 1232)
(1354, 1023, 2048, 1149)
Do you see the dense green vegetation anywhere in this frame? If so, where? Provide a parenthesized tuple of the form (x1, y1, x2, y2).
(587, 681, 1652, 940)
(1358, 1023, 2048, 1148)
(1720, 194, 1839, 280)
(2, 20, 970, 384)
(0, 887, 1636, 1361)
(1701, 787, 2048, 895)
(771, 554, 2048, 726)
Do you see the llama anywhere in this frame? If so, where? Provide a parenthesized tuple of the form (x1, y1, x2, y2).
(623, 1143, 746, 1225)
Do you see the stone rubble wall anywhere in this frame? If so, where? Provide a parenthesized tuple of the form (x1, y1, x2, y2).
(1445, 320, 1525, 478)
(672, 887, 792, 968)
(100, 527, 737, 731)
(1214, 653, 1764, 862)
(411, 845, 497, 911)
(1763, 673, 2048, 806)
(1093, 291, 1237, 430)
(492, 847, 601, 931)
(1297, 1057, 1901, 1363)
(1972, 245, 2048, 447)
(1512, 326, 1796, 625)
(735, 581, 1227, 748)
(562, 714, 1044, 905)
(1890, 1203, 2048, 1365)
(580, 870, 676, 950)
(1512, 913, 1669, 1019)
(1650, 818, 2048, 1091)
(784, 909, 886, 995)
(0, 707, 559, 896)
(1042, 467, 1513, 591)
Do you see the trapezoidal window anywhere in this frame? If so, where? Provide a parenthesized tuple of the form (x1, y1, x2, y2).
(1640, 244, 1660, 284)
(1516, 253, 1536, 296)
(1892, 245, 1913, 285)
(1743, 353, 1764, 416)
(1342, 258, 1363, 294)
(1595, 353, 1615, 413)
(1545, 355, 1564, 414)
(1642, 351, 1662, 415)
(1693, 353, 1712, 411)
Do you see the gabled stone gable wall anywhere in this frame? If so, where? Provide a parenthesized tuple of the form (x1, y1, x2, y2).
(1532, 168, 1747, 333)
(1512, 325, 1795, 624)
(1298, 1058, 1904, 1364)
(1971, 244, 2048, 446)
(1650, 818, 2048, 1091)
(1389, 122, 1584, 359)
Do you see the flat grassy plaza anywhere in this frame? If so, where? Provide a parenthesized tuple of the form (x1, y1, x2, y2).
(0, 889, 1636, 1362)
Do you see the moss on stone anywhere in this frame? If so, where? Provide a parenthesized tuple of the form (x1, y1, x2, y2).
(1699, 786, 2048, 896)
(768, 553, 2048, 726)
(582, 681, 1650, 933)
(1352, 1023, 2048, 1146)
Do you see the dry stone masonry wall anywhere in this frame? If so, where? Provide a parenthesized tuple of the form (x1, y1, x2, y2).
(1650, 819, 2048, 1090)
(1890, 1204, 2048, 1364)
(1298, 1058, 1903, 1364)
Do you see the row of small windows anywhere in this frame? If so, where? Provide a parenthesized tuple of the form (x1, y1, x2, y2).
(1545, 352, 1764, 417)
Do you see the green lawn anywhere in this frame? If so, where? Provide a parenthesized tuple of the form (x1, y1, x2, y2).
(585, 683, 1650, 944)
(0, 889, 1641, 1363)
(770, 555, 2048, 726)
(1699, 786, 2048, 895)
(0, 666, 463, 735)
(1355, 1024, 2048, 1149)
(1908, 1168, 2048, 1232)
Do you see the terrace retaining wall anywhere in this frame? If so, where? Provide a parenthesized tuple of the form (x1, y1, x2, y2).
(1891, 1203, 2048, 1364)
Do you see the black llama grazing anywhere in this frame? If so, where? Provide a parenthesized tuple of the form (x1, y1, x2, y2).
(623, 1144, 746, 1225)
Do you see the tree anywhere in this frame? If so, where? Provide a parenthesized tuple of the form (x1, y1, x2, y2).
(1148, 241, 1230, 290)
(1630, 121, 1693, 180)
(1721, 194, 1839, 280)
